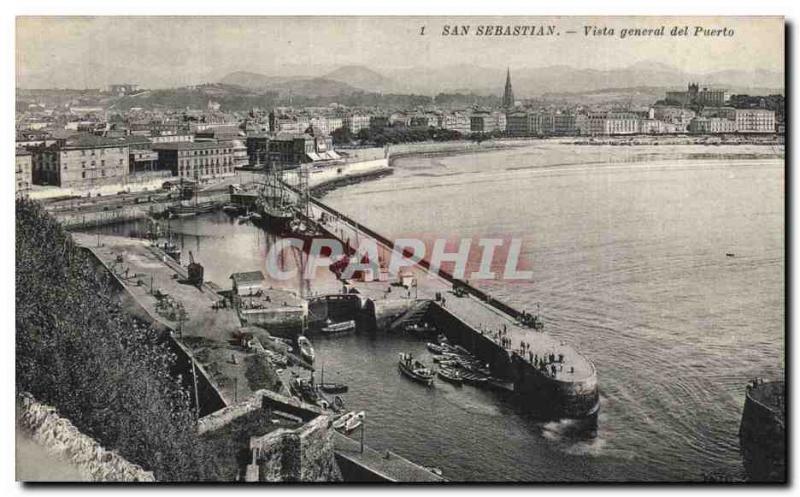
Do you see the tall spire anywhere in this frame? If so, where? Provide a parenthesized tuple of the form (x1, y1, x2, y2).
(502, 67, 515, 110)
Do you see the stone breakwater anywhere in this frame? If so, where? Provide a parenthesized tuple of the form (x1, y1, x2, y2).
(17, 393, 156, 482)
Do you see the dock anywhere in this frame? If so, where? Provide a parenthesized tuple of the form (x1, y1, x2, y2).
(286, 193, 600, 419)
(71, 232, 303, 406)
(333, 432, 445, 482)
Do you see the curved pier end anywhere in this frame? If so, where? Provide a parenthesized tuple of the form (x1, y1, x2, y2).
(425, 301, 599, 421)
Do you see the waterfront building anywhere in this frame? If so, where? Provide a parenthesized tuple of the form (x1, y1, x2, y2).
(506, 111, 531, 136)
(267, 128, 339, 168)
(733, 108, 776, 133)
(437, 112, 471, 134)
(246, 134, 269, 166)
(665, 83, 729, 107)
(553, 113, 578, 135)
(470, 110, 507, 133)
(153, 141, 235, 180)
(639, 119, 678, 134)
(688, 117, 737, 134)
(15, 148, 32, 198)
(577, 111, 639, 136)
(652, 106, 696, 132)
(31, 134, 130, 189)
(343, 113, 371, 134)
(118, 136, 161, 176)
(507, 111, 579, 136)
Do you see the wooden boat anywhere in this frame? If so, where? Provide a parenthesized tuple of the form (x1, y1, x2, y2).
(319, 382, 348, 394)
(321, 319, 356, 335)
(460, 370, 489, 386)
(344, 411, 365, 433)
(297, 335, 315, 364)
(398, 353, 434, 386)
(332, 411, 356, 431)
(404, 322, 437, 337)
(437, 367, 463, 385)
(427, 342, 445, 354)
(318, 364, 348, 394)
(167, 200, 219, 218)
(290, 378, 320, 404)
(222, 203, 243, 215)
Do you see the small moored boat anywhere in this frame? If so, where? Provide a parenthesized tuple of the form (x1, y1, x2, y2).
(344, 411, 365, 433)
(319, 382, 348, 394)
(398, 353, 434, 386)
(404, 322, 437, 337)
(426, 342, 445, 354)
(437, 366, 463, 385)
(321, 319, 356, 335)
(297, 335, 315, 364)
(332, 411, 356, 431)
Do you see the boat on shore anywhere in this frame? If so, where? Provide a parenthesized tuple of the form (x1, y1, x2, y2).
(297, 335, 315, 364)
(321, 319, 356, 335)
(398, 353, 434, 386)
(332, 411, 356, 431)
(344, 411, 365, 433)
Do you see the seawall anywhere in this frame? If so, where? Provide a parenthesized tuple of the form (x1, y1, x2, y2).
(739, 380, 786, 482)
(16, 393, 156, 482)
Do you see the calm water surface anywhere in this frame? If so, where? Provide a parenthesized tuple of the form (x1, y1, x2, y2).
(89, 143, 784, 481)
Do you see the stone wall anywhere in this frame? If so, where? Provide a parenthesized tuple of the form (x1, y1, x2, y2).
(199, 389, 342, 482)
(16, 393, 155, 482)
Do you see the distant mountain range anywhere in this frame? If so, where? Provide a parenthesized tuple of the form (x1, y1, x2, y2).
(218, 63, 784, 98)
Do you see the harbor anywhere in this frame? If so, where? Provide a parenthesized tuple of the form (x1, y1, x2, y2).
(69, 141, 784, 481)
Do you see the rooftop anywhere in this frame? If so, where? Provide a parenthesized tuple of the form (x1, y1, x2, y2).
(152, 140, 233, 151)
(230, 271, 266, 285)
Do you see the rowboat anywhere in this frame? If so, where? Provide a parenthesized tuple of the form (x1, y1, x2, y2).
(297, 335, 315, 364)
(398, 353, 434, 386)
(332, 411, 356, 431)
(321, 319, 356, 335)
(426, 342, 445, 354)
(344, 411, 365, 433)
(319, 382, 348, 394)
(404, 322, 437, 337)
(437, 367, 463, 385)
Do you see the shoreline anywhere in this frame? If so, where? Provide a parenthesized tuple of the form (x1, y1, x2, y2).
(313, 135, 784, 200)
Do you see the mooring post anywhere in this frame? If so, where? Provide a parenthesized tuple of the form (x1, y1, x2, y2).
(360, 417, 365, 454)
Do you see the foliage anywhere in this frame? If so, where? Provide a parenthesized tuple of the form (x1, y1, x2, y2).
(354, 125, 465, 146)
(15, 199, 225, 481)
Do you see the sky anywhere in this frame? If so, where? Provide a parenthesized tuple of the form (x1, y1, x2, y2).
(16, 16, 785, 89)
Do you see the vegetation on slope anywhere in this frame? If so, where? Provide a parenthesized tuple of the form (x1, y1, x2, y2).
(15, 199, 224, 481)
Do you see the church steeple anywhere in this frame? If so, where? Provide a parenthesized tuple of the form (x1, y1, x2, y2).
(502, 67, 515, 110)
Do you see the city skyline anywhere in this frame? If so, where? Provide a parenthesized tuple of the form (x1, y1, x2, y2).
(17, 16, 784, 90)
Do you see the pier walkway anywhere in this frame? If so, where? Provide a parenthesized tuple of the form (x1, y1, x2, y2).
(333, 432, 445, 482)
(71, 232, 299, 404)
(299, 198, 595, 384)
